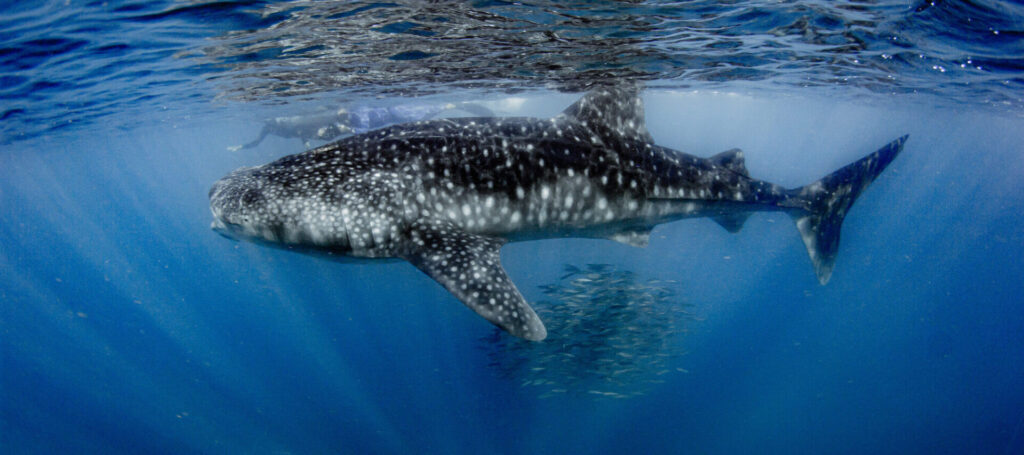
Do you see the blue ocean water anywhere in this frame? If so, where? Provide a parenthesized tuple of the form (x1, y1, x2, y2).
(2, 1, 1023, 454)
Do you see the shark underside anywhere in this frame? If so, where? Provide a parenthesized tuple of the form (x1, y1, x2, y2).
(210, 87, 907, 341)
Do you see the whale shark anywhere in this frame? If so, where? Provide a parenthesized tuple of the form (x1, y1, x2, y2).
(210, 87, 907, 341)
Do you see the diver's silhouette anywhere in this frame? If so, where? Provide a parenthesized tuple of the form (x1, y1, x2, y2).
(229, 102, 494, 151)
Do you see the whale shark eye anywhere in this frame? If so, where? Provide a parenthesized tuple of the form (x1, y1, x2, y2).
(241, 189, 262, 205)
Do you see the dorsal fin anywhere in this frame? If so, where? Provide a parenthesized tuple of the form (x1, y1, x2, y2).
(558, 85, 653, 143)
(710, 148, 749, 177)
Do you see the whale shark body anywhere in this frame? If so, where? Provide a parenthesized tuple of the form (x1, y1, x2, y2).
(210, 87, 906, 341)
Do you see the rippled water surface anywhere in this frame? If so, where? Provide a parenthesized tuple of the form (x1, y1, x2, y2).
(2, 2, 1024, 454)
(2, 0, 1022, 142)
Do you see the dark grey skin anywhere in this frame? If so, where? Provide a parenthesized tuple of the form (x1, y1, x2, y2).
(210, 87, 906, 341)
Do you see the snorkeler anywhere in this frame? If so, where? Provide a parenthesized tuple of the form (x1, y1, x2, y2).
(228, 102, 495, 151)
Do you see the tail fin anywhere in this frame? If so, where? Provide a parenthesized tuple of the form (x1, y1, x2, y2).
(787, 136, 908, 284)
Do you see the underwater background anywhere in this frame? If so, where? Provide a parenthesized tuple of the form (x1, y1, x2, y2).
(2, 1, 1023, 453)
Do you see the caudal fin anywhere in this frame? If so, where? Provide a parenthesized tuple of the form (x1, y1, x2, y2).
(788, 136, 908, 284)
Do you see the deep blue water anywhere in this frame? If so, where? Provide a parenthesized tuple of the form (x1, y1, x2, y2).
(2, 1, 1024, 454)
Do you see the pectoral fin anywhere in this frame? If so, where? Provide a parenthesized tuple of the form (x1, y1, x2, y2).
(400, 221, 547, 341)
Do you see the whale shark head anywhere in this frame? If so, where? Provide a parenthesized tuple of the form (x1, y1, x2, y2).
(209, 164, 357, 252)
(208, 166, 276, 241)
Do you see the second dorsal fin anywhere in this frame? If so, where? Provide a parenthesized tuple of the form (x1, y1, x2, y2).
(710, 148, 749, 177)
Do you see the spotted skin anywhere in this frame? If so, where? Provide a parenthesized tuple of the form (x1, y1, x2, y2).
(210, 86, 907, 341)
(403, 220, 546, 340)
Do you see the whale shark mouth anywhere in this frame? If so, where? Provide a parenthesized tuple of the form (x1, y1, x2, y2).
(210, 218, 237, 240)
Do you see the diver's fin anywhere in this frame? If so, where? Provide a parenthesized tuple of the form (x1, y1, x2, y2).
(711, 213, 751, 233)
(709, 148, 750, 177)
(787, 135, 908, 284)
(400, 220, 547, 341)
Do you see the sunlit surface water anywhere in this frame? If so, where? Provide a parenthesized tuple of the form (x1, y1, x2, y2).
(2, 2, 1024, 454)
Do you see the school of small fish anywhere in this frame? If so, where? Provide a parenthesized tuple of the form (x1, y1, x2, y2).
(481, 264, 697, 399)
